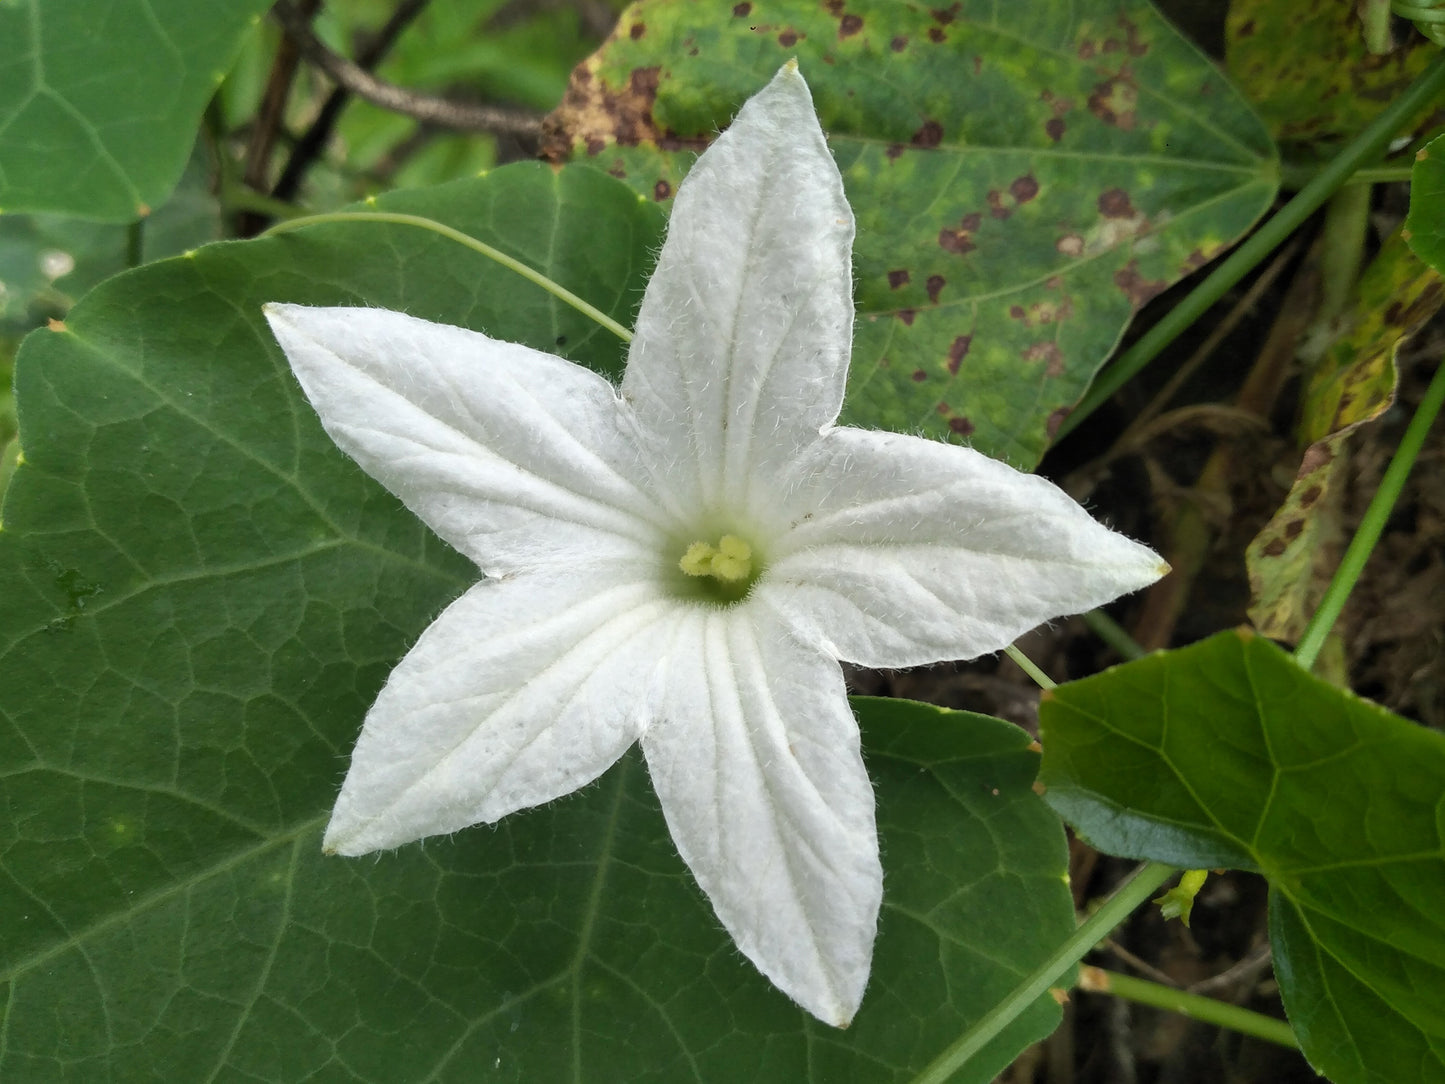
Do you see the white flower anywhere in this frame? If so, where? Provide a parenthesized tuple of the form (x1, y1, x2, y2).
(263, 62, 1165, 1027)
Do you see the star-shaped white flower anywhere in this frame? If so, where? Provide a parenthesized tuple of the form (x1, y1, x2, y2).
(263, 62, 1165, 1027)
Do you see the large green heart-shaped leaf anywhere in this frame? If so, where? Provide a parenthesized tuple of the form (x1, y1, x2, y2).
(0, 0, 272, 221)
(1038, 630, 1445, 1084)
(0, 163, 1075, 1080)
(545, 0, 1278, 465)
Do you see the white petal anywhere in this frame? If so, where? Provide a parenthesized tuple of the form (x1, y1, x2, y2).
(621, 63, 855, 528)
(324, 571, 676, 856)
(265, 303, 671, 575)
(761, 427, 1168, 668)
(641, 604, 880, 1027)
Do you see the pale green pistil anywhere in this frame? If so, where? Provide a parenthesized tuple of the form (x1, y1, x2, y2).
(679, 534, 754, 583)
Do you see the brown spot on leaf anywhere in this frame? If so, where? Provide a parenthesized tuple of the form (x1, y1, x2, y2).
(607, 162, 626, 178)
(927, 26, 945, 42)
(926, 274, 945, 303)
(1263, 538, 1287, 557)
(585, 136, 606, 156)
(938, 225, 975, 254)
(824, 0, 844, 12)
(1299, 442, 1334, 475)
(1300, 485, 1324, 508)
(936, 402, 951, 415)
(1010, 174, 1039, 203)
(630, 21, 645, 39)
(912, 120, 943, 148)
(1098, 188, 1135, 218)
(542, 56, 718, 160)
(733, 1, 751, 15)
(912, 369, 928, 382)
(949, 416, 974, 435)
(1118, 14, 1148, 56)
(986, 190, 1011, 219)
(1088, 74, 1139, 130)
(1045, 118, 1066, 142)
(779, 29, 799, 47)
(1237, 18, 1256, 36)
(839, 13, 863, 37)
(897, 309, 917, 325)
(947, 335, 971, 373)
(653, 179, 672, 201)
(888, 269, 911, 289)
(886, 143, 906, 160)
(1078, 40, 1096, 60)
(1182, 248, 1209, 273)
(1009, 305, 1026, 320)
(1047, 407, 1070, 437)
(1057, 234, 1084, 256)
(1114, 261, 1167, 309)
(1284, 519, 1305, 541)
(1022, 341, 1066, 376)
(890, 35, 907, 51)
(932, 3, 960, 22)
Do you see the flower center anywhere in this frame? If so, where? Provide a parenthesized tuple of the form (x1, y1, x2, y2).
(675, 533, 759, 603)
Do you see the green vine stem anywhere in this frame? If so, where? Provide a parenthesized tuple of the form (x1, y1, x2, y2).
(1003, 643, 1056, 689)
(1295, 355, 1445, 669)
(1078, 967, 1299, 1050)
(1053, 52, 1445, 444)
(261, 209, 635, 342)
(911, 862, 1179, 1084)
(1081, 609, 1147, 660)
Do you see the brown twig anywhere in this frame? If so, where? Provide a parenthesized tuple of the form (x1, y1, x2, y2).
(238, 0, 320, 235)
(271, 0, 541, 139)
(274, 0, 433, 201)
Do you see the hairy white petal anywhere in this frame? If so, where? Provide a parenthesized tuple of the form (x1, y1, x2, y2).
(621, 63, 855, 530)
(324, 571, 675, 856)
(641, 604, 880, 1027)
(265, 304, 671, 574)
(762, 427, 1168, 667)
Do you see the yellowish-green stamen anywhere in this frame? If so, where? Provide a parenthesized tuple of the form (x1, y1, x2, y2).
(678, 534, 754, 583)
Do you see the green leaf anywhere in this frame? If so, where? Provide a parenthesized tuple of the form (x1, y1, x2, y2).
(0, 163, 1074, 1079)
(0, 149, 222, 338)
(1225, 0, 1438, 145)
(0, 0, 272, 221)
(1038, 630, 1445, 1084)
(546, 0, 1278, 465)
(1406, 133, 1445, 273)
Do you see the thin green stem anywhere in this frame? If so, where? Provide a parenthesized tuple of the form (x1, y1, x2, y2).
(1083, 968, 1298, 1049)
(1295, 357, 1445, 670)
(1053, 52, 1445, 443)
(1318, 184, 1372, 317)
(125, 219, 145, 269)
(261, 210, 634, 342)
(1081, 609, 1146, 661)
(1004, 643, 1056, 689)
(911, 863, 1178, 1084)
(1280, 163, 1415, 189)
(221, 183, 307, 222)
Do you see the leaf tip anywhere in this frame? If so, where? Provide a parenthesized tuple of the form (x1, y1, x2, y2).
(1235, 625, 1256, 642)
